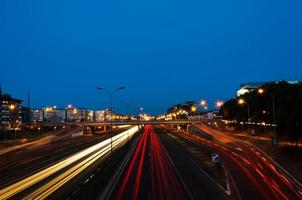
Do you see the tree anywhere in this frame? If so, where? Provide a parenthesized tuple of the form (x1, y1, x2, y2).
(221, 81, 302, 146)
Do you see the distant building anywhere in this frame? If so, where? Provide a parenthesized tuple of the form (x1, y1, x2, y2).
(237, 82, 266, 96)
(66, 108, 89, 122)
(0, 88, 22, 130)
(31, 107, 95, 123)
(237, 80, 301, 97)
(32, 109, 43, 122)
(95, 110, 112, 122)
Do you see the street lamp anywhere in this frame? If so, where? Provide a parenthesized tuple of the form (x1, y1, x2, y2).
(238, 98, 251, 134)
(257, 88, 264, 95)
(200, 100, 207, 106)
(96, 86, 125, 130)
(200, 99, 208, 112)
(215, 100, 224, 109)
(9, 104, 16, 110)
(257, 88, 276, 134)
(96, 86, 125, 155)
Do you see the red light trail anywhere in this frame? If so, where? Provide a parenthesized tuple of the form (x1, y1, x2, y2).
(115, 125, 187, 200)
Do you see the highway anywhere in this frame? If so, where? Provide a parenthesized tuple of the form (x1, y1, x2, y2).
(104, 123, 302, 200)
(103, 125, 230, 200)
(1, 121, 302, 200)
(0, 126, 132, 188)
(184, 122, 302, 200)
(0, 126, 139, 199)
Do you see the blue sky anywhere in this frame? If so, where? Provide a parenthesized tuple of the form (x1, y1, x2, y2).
(1, 0, 302, 115)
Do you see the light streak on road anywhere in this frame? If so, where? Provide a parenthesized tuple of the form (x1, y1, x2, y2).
(182, 124, 302, 200)
(0, 126, 139, 200)
(115, 125, 186, 200)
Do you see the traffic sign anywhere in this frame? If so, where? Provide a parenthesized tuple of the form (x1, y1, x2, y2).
(211, 153, 220, 164)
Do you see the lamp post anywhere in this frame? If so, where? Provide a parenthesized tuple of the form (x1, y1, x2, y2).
(258, 88, 276, 135)
(96, 86, 125, 155)
(215, 100, 224, 109)
(8, 104, 16, 140)
(200, 99, 207, 112)
(238, 98, 251, 134)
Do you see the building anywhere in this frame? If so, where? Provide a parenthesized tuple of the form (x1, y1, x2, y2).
(237, 80, 301, 96)
(31, 107, 95, 123)
(95, 109, 112, 122)
(32, 109, 43, 123)
(0, 88, 22, 130)
(237, 82, 267, 97)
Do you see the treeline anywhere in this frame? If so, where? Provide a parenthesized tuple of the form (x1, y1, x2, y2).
(220, 81, 302, 146)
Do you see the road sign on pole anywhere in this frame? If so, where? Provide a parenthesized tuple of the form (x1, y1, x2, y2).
(211, 153, 220, 164)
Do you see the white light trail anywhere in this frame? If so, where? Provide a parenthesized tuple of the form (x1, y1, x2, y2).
(0, 126, 139, 200)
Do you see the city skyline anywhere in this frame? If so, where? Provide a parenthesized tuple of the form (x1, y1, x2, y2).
(1, 0, 302, 114)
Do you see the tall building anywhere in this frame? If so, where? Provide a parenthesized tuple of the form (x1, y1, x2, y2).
(0, 87, 22, 130)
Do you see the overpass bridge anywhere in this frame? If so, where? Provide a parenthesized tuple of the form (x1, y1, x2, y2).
(82, 119, 205, 126)
(40, 119, 207, 127)
(38, 119, 208, 134)
(81, 119, 208, 133)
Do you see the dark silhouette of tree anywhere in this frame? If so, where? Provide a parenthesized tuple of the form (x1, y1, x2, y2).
(221, 81, 302, 146)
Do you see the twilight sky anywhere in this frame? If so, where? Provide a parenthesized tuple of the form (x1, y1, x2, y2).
(1, 0, 302, 115)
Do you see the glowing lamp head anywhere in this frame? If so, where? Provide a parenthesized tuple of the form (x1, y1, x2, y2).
(9, 104, 16, 110)
(200, 100, 206, 106)
(238, 99, 245, 105)
(216, 101, 224, 108)
(191, 106, 197, 112)
(258, 88, 264, 94)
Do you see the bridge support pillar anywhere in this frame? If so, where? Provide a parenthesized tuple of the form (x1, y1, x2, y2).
(186, 124, 189, 132)
(104, 125, 107, 132)
(87, 127, 92, 134)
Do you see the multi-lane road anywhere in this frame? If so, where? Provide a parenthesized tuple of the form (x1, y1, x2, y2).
(192, 123, 302, 200)
(1, 122, 302, 200)
(102, 124, 302, 200)
(0, 126, 139, 199)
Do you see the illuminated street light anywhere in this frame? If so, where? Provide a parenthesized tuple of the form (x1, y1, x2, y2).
(9, 104, 16, 110)
(200, 100, 207, 106)
(238, 98, 251, 134)
(258, 88, 264, 94)
(96, 86, 126, 155)
(67, 104, 73, 109)
(238, 99, 245, 105)
(257, 87, 277, 138)
(215, 100, 224, 108)
(191, 106, 197, 112)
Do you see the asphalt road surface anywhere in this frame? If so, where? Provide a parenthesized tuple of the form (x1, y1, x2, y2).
(0, 126, 139, 200)
(106, 125, 231, 200)
(187, 122, 302, 200)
